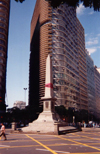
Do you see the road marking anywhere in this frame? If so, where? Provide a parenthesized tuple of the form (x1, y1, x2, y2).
(37, 139, 61, 142)
(0, 143, 79, 150)
(55, 135, 100, 151)
(72, 133, 100, 141)
(88, 143, 100, 145)
(70, 152, 100, 154)
(0, 145, 10, 147)
(25, 134, 58, 154)
(0, 144, 41, 149)
(36, 148, 70, 153)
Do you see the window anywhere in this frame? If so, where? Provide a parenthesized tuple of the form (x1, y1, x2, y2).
(0, 52, 3, 57)
(0, 22, 6, 28)
(0, 12, 7, 17)
(0, 46, 6, 52)
(0, 59, 3, 63)
(0, 71, 2, 76)
(0, 28, 6, 34)
(0, 39, 5, 45)
(0, 1, 8, 7)
(0, 6, 7, 12)
(0, 17, 7, 23)
(0, 63, 2, 68)
(0, 33, 6, 39)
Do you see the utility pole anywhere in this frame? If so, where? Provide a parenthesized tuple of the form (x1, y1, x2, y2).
(23, 88, 27, 103)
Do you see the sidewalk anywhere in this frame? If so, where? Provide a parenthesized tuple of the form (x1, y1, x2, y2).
(82, 127, 100, 132)
(59, 126, 80, 134)
(5, 126, 80, 135)
(59, 126, 78, 131)
(7, 126, 100, 135)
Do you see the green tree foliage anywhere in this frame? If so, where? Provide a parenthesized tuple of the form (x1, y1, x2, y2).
(4, 105, 43, 125)
(55, 105, 68, 117)
(46, 0, 100, 11)
(14, 0, 100, 11)
(15, 0, 25, 3)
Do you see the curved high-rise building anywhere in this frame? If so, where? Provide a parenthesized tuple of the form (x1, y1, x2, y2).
(52, 4, 88, 110)
(29, 0, 52, 109)
(0, 0, 10, 112)
(29, 0, 88, 111)
(52, 5, 79, 108)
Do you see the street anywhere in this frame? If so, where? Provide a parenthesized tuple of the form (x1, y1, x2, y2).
(0, 128, 100, 154)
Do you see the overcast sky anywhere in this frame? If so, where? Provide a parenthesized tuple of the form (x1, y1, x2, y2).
(6, 1, 100, 108)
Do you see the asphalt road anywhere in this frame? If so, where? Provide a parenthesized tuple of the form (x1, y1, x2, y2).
(0, 128, 100, 154)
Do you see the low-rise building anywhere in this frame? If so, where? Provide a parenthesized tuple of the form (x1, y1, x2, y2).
(13, 101, 26, 110)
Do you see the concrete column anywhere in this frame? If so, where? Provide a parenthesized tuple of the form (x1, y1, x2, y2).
(54, 123, 59, 135)
(12, 122, 17, 130)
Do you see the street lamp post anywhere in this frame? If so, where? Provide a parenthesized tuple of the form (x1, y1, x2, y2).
(23, 88, 27, 103)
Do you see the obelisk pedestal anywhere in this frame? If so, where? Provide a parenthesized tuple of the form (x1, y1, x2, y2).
(22, 54, 62, 134)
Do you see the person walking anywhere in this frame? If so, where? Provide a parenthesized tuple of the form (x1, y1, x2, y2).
(0, 123, 7, 140)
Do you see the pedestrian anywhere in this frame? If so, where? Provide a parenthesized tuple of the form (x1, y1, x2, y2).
(0, 123, 7, 140)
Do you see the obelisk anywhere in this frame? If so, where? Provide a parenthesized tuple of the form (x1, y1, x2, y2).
(41, 53, 56, 114)
(22, 54, 60, 134)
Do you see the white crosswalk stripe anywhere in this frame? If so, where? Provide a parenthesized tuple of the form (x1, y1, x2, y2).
(36, 148, 70, 153)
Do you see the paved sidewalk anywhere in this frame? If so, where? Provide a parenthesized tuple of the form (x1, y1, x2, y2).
(5, 125, 79, 135)
(82, 127, 100, 132)
(59, 126, 79, 131)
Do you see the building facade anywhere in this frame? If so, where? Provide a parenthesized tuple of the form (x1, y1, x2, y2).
(86, 50, 96, 115)
(13, 101, 26, 110)
(52, 4, 88, 111)
(29, 0, 52, 108)
(94, 66, 100, 119)
(0, 0, 10, 113)
(97, 68, 100, 73)
(52, 5, 80, 109)
(77, 19, 88, 111)
(29, 0, 88, 111)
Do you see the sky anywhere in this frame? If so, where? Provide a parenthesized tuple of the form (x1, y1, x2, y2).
(6, 0, 100, 108)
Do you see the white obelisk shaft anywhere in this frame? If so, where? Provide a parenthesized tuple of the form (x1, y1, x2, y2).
(45, 54, 53, 98)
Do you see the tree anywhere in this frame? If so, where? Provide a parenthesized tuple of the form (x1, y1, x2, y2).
(15, 0, 25, 3)
(55, 105, 68, 117)
(15, 0, 100, 11)
(46, 0, 100, 11)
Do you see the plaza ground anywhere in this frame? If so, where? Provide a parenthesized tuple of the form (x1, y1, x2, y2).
(0, 127, 100, 154)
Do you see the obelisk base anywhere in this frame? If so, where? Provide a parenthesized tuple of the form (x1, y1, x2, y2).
(22, 110, 63, 135)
